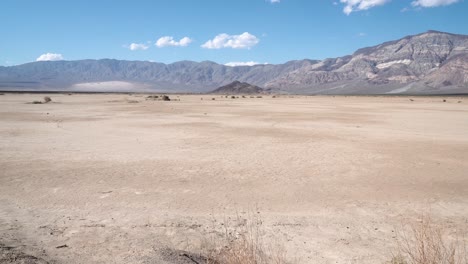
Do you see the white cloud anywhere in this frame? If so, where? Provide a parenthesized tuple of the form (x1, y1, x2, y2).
(202, 32, 259, 49)
(340, 0, 390, 15)
(269, 0, 280, 3)
(225, 61, 268, 67)
(36, 53, 64, 61)
(156, 36, 192, 47)
(411, 0, 460, 7)
(128, 43, 149, 51)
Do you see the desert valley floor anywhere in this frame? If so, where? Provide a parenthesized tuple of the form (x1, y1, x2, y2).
(0, 93, 467, 264)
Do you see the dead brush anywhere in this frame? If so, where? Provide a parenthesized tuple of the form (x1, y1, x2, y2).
(391, 216, 467, 264)
(201, 212, 289, 264)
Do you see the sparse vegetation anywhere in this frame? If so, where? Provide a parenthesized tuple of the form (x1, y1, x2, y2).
(256, 96, 263, 98)
(231, 96, 236, 99)
(199, 213, 289, 264)
(391, 216, 467, 264)
(146, 95, 171, 101)
(30, 96, 52, 104)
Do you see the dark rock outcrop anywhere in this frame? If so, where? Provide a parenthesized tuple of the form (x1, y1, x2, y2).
(210, 81, 265, 94)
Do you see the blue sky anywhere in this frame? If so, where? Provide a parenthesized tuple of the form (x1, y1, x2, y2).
(1, 0, 467, 66)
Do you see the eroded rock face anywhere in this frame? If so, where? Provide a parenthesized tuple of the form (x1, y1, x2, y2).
(1, 31, 467, 94)
(264, 31, 468, 93)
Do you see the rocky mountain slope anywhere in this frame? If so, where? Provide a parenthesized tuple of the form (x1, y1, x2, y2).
(0, 30, 467, 94)
(266, 30, 468, 94)
(210, 81, 265, 94)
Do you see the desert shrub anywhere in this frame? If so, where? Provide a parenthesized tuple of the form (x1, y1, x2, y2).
(256, 96, 263, 98)
(391, 216, 467, 264)
(200, 213, 289, 264)
(443, 99, 447, 102)
(212, 98, 216, 100)
(162, 95, 171, 101)
(242, 95, 246, 98)
(231, 96, 236, 99)
(32, 101, 43, 104)
(43, 96, 52, 103)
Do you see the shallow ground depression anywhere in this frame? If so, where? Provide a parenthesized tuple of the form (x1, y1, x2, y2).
(1, 93, 467, 263)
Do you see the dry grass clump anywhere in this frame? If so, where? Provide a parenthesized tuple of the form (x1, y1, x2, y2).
(31, 96, 52, 104)
(391, 216, 467, 264)
(201, 213, 289, 264)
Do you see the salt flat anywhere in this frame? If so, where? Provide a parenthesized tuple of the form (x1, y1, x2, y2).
(0, 93, 467, 263)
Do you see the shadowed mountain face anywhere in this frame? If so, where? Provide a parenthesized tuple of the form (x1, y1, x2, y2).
(1, 31, 467, 94)
(211, 81, 265, 94)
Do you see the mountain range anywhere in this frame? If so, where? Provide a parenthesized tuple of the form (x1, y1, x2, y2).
(1, 30, 467, 94)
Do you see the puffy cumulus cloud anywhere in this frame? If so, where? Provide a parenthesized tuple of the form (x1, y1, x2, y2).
(129, 43, 149, 51)
(202, 32, 259, 49)
(340, 0, 390, 15)
(411, 0, 460, 7)
(156, 36, 192, 48)
(269, 0, 280, 3)
(225, 61, 268, 67)
(36, 53, 64, 61)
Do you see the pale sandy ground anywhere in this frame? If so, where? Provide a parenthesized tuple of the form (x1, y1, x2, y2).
(0, 93, 467, 264)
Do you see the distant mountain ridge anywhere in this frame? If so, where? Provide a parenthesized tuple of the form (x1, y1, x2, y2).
(1, 30, 467, 94)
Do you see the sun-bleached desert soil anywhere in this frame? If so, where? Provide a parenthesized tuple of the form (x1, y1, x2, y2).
(0, 93, 467, 263)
